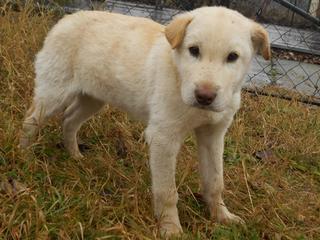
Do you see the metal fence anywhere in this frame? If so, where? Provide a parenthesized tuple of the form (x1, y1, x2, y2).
(47, 0, 320, 105)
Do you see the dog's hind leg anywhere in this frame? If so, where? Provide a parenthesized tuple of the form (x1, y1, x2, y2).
(63, 93, 105, 159)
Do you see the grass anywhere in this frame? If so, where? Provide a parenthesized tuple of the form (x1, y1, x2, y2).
(0, 3, 320, 239)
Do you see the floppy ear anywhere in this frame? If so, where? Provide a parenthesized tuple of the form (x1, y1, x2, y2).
(165, 14, 193, 49)
(251, 22, 271, 60)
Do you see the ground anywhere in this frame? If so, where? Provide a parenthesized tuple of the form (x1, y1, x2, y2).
(0, 4, 319, 240)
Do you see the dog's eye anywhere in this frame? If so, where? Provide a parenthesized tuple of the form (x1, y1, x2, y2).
(227, 52, 239, 62)
(189, 46, 200, 58)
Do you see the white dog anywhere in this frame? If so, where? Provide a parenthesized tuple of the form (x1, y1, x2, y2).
(20, 7, 270, 237)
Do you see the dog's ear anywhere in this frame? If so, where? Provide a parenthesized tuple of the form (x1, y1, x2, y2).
(251, 22, 271, 60)
(165, 14, 193, 49)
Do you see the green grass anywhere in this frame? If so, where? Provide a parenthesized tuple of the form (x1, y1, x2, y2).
(0, 3, 320, 239)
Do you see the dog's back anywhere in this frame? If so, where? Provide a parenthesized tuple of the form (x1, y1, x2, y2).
(34, 11, 164, 118)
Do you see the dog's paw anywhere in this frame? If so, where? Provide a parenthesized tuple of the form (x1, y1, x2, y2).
(217, 210, 244, 225)
(66, 148, 84, 159)
(159, 220, 183, 239)
(211, 204, 244, 225)
(72, 151, 84, 159)
(61, 142, 85, 159)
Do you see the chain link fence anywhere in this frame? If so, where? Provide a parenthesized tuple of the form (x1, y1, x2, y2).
(23, 0, 320, 105)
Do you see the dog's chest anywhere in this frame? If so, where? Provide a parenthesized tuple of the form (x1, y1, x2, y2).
(164, 108, 233, 135)
(189, 110, 229, 128)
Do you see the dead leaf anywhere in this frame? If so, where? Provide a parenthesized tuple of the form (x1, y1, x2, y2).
(255, 149, 278, 163)
(0, 175, 28, 196)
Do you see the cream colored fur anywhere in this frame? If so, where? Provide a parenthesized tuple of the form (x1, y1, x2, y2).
(20, 7, 270, 237)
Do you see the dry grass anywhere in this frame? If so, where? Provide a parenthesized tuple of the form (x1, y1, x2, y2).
(0, 3, 320, 239)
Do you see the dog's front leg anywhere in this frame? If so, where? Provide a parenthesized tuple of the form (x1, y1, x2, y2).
(195, 124, 244, 224)
(146, 126, 183, 237)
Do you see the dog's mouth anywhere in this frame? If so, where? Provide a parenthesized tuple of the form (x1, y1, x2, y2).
(192, 102, 224, 112)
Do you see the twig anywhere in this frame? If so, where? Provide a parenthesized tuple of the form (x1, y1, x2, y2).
(241, 159, 254, 212)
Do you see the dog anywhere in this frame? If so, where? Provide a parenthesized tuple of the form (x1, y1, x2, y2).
(20, 6, 270, 237)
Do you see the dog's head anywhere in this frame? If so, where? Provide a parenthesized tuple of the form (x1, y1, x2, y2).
(165, 7, 270, 112)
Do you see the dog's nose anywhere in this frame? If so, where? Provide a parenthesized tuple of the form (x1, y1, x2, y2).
(195, 88, 217, 106)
